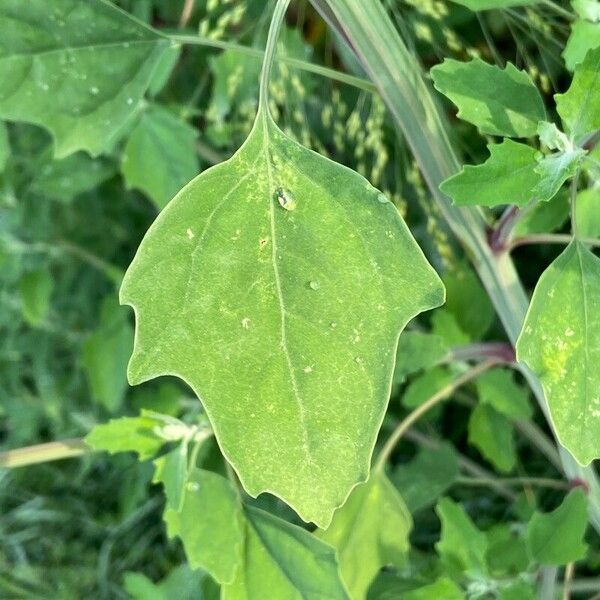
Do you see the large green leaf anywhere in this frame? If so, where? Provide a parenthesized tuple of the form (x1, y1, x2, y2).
(440, 140, 542, 208)
(556, 46, 600, 141)
(563, 21, 600, 71)
(430, 58, 545, 138)
(222, 506, 349, 599)
(122, 105, 199, 210)
(0, 0, 170, 157)
(120, 110, 444, 527)
(318, 472, 412, 599)
(517, 241, 600, 465)
(526, 489, 589, 564)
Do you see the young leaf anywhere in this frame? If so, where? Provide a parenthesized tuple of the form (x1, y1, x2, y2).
(526, 489, 589, 564)
(430, 58, 545, 138)
(468, 403, 517, 473)
(120, 109, 444, 527)
(153, 443, 189, 512)
(19, 267, 53, 326)
(532, 149, 586, 201)
(556, 46, 600, 141)
(440, 140, 541, 208)
(392, 443, 460, 513)
(163, 469, 243, 585)
(0, 0, 171, 157)
(82, 297, 133, 412)
(222, 506, 349, 599)
(517, 241, 600, 465)
(122, 105, 199, 210)
(85, 413, 168, 460)
(318, 472, 412, 600)
(435, 498, 488, 578)
(476, 368, 532, 419)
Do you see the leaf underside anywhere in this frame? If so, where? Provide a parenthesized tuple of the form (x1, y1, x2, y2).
(120, 111, 444, 527)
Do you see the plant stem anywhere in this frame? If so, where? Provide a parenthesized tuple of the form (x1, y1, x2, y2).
(563, 562, 575, 600)
(375, 360, 497, 470)
(0, 438, 91, 468)
(450, 342, 515, 363)
(169, 34, 376, 93)
(259, 0, 292, 111)
(456, 475, 569, 491)
(509, 233, 600, 250)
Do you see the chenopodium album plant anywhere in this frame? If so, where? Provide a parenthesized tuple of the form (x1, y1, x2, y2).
(3, 0, 600, 597)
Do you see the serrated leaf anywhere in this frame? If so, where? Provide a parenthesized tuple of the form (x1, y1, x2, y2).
(532, 149, 586, 201)
(19, 267, 53, 326)
(556, 46, 600, 141)
(526, 489, 589, 564)
(440, 140, 541, 208)
(222, 506, 349, 599)
(163, 469, 243, 585)
(82, 296, 133, 412)
(85, 414, 166, 460)
(563, 21, 600, 71)
(476, 368, 532, 419)
(449, 0, 539, 8)
(318, 472, 412, 600)
(430, 58, 545, 137)
(392, 443, 460, 513)
(435, 498, 488, 578)
(575, 187, 600, 237)
(517, 241, 600, 465)
(120, 109, 444, 527)
(468, 403, 517, 473)
(0, 0, 170, 158)
(122, 105, 199, 209)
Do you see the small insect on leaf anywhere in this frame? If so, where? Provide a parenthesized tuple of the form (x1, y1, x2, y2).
(276, 187, 297, 211)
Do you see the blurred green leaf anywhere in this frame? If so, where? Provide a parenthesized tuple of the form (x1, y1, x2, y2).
(513, 191, 569, 236)
(402, 367, 452, 409)
(526, 489, 589, 564)
(476, 368, 532, 419)
(563, 21, 600, 71)
(468, 403, 517, 472)
(19, 267, 53, 326)
(449, 0, 539, 8)
(575, 187, 600, 237)
(122, 105, 199, 209)
(0, 0, 170, 157)
(393, 331, 448, 385)
(392, 443, 460, 513)
(431, 58, 545, 137)
(319, 472, 412, 599)
(153, 443, 189, 512)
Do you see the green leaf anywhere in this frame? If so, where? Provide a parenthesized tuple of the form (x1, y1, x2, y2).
(318, 472, 412, 600)
(485, 524, 530, 576)
(517, 241, 600, 465)
(430, 58, 545, 137)
(392, 443, 460, 513)
(124, 565, 207, 600)
(19, 267, 53, 326)
(440, 141, 541, 208)
(431, 309, 471, 346)
(222, 506, 349, 599)
(402, 367, 452, 409)
(526, 489, 589, 564)
(29, 152, 115, 202)
(0, 0, 170, 157)
(0, 121, 9, 173)
(120, 109, 444, 527)
(575, 187, 600, 237)
(556, 46, 600, 141)
(435, 497, 488, 578)
(513, 191, 570, 236)
(122, 105, 199, 209)
(532, 149, 586, 201)
(395, 578, 464, 600)
(163, 469, 243, 585)
(449, 0, 540, 9)
(498, 580, 536, 600)
(153, 443, 189, 512)
(573, 0, 600, 20)
(563, 21, 600, 71)
(85, 414, 167, 460)
(476, 368, 532, 419)
(82, 296, 133, 412)
(443, 262, 495, 338)
(468, 403, 517, 473)
(393, 331, 448, 385)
